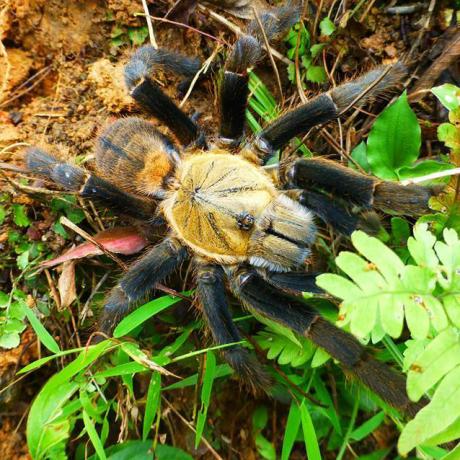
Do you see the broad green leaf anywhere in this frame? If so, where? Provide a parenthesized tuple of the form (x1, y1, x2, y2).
(306, 66, 327, 83)
(27, 341, 113, 459)
(12, 204, 31, 227)
(89, 441, 193, 460)
(315, 274, 363, 300)
(367, 92, 421, 179)
(319, 17, 336, 36)
(397, 160, 453, 181)
(310, 347, 330, 367)
(127, 26, 149, 46)
(399, 366, 460, 454)
(408, 223, 438, 269)
(351, 230, 404, 283)
(350, 141, 371, 172)
(0, 332, 20, 349)
(432, 84, 460, 111)
(310, 43, 326, 58)
(407, 328, 460, 401)
(113, 295, 182, 338)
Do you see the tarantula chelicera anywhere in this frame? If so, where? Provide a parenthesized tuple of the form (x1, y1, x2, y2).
(26, 5, 436, 416)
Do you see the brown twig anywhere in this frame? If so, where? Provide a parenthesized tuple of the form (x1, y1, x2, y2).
(162, 397, 224, 460)
(252, 7, 284, 105)
(60, 216, 128, 271)
(198, 5, 292, 65)
(141, 0, 158, 48)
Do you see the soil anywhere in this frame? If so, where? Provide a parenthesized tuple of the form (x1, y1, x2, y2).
(0, 0, 458, 459)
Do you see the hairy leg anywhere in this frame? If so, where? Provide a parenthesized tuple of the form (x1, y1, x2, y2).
(98, 238, 188, 336)
(25, 147, 156, 220)
(196, 264, 269, 391)
(254, 63, 407, 162)
(257, 269, 322, 294)
(219, 5, 300, 145)
(125, 46, 205, 147)
(287, 157, 437, 215)
(230, 268, 425, 417)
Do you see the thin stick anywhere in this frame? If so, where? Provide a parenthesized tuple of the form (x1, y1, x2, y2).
(179, 46, 221, 108)
(135, 13, 224, 44)
(141, 0, 158, 48)
(199, 5, 292, 66)
(60, 216, 128, 271)
(0, 67, 52, 108)
(252, 7, 284, 105)
(400, 167, 460, 186)
(162, 397, 224, 460)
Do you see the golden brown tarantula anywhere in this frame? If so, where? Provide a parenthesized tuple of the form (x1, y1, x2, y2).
(26, 4, 436, 416)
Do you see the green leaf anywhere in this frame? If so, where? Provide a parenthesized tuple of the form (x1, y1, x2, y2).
(0, 332, 20, 349)
(397, 160, 453, 181)
(366, 92, 421, 180)
(281, 402, 301, 460)
(432, 84, 460, 111)
(319, 17, 336, 36)
(17, 250, 29, 270)
(407, 223, 438, 269)
(127, 26, 149, 46)
(350, 141, 371, 172)
(399, 366, 460, 455)
(255, 433, 276, 460)
(253, 406, 269, 431)
(350, 411, 385, 441)
(113, 295, 182, 338)
(299, 401, 322, 460)
(89, 441, 193, 460)
(407, 328, 460, 401)
(12, 204, 31, 227)
(83, 409, 107, 460)
(306, 66, 327, 83)
(142, 372, 161, 440)
(0, 205, 6, 225)
(24, 307, 61, 354)
(195, 350, 217, 448)
(27, 341, 114, 459)
(310, 43, 326, 58)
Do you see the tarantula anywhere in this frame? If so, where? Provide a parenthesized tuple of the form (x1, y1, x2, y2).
(26, 5, 436, 416)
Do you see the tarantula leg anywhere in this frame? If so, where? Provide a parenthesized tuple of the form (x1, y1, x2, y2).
(288, 158, 437, 215)
(98, 238, 188, 336)
(96, 117, 179, 199)
(196, 264, 270, 391)
(25, 147, 155, 220)
(125, 46, 205, 147)
(296, 190, 382, 236)
(254, 63, 407, 162)
(230, 269, 425, 417)
(219, 5, 300, 145)
(257, 269, 323, 294)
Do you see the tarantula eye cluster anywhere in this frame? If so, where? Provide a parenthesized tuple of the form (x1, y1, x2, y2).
(25, 2, 437, 416)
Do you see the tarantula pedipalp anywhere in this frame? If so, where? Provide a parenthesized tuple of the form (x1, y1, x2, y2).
(26, 4, 437, 416)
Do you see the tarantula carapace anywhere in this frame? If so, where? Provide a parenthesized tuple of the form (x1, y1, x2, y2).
(26, 5, 436, 416)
